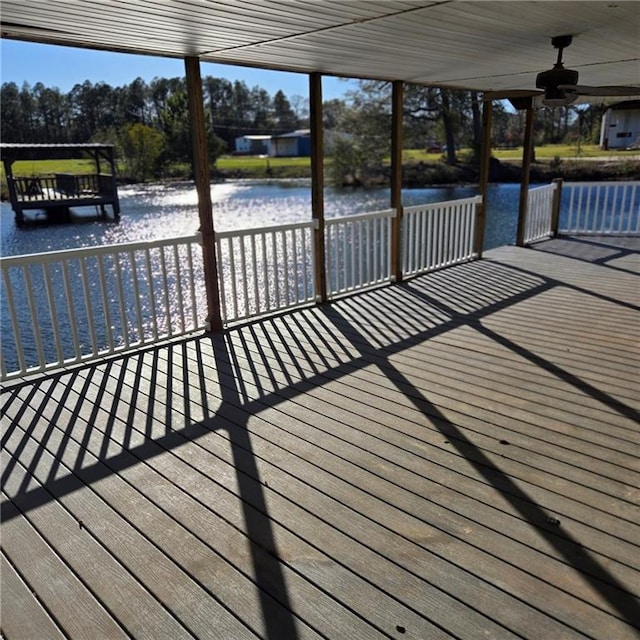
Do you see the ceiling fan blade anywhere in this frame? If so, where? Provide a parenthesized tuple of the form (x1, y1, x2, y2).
(560, 84, 640, 96)
(483, 89, 542, 101)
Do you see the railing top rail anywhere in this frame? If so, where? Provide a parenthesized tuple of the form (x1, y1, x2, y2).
(325, 208, 397, 225)
(215, 219, 317, 239)
(404, 195, 481, 214)
(528, 183, 558, 193)
(0, 233, 201, 267)
(563, 180, 640, 188)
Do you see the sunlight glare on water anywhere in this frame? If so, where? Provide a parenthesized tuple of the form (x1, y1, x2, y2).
(0, 179, 523, 374)
(0, 180, 524, 258)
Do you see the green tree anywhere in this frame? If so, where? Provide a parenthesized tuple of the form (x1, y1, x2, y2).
(1, 82, 23, 141)
(321, 99, 348, 133)
(326, 82, 390, 185)
(290, 94, 310, 128)
(273, 90, 299, 133)
(124, 77, 149, 124)
(231, 81, 253, 133)
(159, 90, 192, 164)
(33, 82, 69, 142)
(439, 88, 457, 165)
(68, 80, 120, 141)
(19, 82, 38, 141)
(159, 88, 225, 168)
(328, 135, 365, 185)
(119, 122, 164, 181)
(204, 76, 236, 146)
(250, 86, 274, 131)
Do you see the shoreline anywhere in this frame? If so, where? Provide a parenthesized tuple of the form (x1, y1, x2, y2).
(214, 157, 640, 188)
(2, 157, 638, 201)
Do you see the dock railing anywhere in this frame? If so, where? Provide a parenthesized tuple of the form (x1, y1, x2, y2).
(522, 183, 558, 245)
(559, 181, 640, 235)
(0, 197, 478, 380)
(10, 174, 104, 201)
(1, 234, 205, 380)
(215, 220, 317, 324)
(325, 208, 396, 299)
(522, 180, 640, 246)
(402, 196, 480, 276)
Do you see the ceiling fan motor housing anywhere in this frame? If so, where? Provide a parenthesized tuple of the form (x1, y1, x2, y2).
(536, 66, 579, 90)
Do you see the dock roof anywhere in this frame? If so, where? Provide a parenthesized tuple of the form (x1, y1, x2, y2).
(1, 1, 638, 97)
(1, 143, 115, 162)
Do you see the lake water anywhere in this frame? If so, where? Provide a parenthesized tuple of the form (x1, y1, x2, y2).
(0, 180, 524, 257)
(0, 180, 532, 374)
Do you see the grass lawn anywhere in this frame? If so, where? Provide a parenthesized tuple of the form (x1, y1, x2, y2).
(2, 145, 635, 193)
(492, 144, 634, 160)
(1, 159, 96, 182)
(400, 144, 635, 163)
(216, 155, 311, 170)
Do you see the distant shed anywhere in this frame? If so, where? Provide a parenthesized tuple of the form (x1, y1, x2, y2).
(234, 135, 272, 155)
(599, 100, 640, 150)
(270, 130, 311, 157)
(1, 143, 120, 226)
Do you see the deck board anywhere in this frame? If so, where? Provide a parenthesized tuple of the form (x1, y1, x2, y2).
(2, 236, 639, 639)
(0, 553, 67, 640)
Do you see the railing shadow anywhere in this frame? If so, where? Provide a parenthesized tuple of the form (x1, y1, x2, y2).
(533, 235, 640, 274)
(1, 338, 303, 639)
(208, 334, 300, 639)
(319, 283, 640, 627)
(2, 240, 639, 633)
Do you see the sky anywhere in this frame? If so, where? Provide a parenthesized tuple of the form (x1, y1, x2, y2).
(1, 39, 357, 101)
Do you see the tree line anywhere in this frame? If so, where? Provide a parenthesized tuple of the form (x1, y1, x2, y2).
(1, 76, 303, 180)
(2, 76, 605, 184)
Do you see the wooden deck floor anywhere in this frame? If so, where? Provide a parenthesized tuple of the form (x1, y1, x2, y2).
(2, 236, 639, 640)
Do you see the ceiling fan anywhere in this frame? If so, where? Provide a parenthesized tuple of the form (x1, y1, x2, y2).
(487, 35, 640, 107)
(535, 35, 640, 107)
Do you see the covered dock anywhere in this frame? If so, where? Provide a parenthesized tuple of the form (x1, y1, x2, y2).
(1, 143, 120, 226)
(1, 2, 639, 639)
(2, 236, 639, 638)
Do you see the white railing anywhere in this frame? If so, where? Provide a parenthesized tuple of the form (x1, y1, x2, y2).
(325, 208, 396, 299)
(215, 220, 316, 324)
(402, 196, 480, 277)
(1, 197, 485, 380)
(560, 181, 640, 235)
(523, 183, 557, 245)
(1, 234, 205, 380)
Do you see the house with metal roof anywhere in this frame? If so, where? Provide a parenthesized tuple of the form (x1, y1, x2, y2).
(269, 130, 311, 157)
(234, 134, 273, 155)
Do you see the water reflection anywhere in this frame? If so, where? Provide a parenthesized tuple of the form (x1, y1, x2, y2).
(0, 180, 523, 374)
(1, 181, 523, 258)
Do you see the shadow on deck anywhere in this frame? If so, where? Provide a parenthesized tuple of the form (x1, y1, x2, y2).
(1, 236, 639, 639)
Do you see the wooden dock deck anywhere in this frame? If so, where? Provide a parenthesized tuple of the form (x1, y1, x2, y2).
(1, 235, 639, 639)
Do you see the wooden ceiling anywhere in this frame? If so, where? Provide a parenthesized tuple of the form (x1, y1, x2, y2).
(1, 1, 639, 94)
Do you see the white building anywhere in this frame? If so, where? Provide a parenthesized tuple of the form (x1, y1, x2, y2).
(234, 135, 272, 155)
(599, 100, 640, 150)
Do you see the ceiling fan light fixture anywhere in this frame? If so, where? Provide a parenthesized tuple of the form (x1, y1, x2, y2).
(542, 88, 578, 107)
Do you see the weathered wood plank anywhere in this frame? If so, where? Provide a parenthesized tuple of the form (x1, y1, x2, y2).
(224, 323, 640, 477)
(1, 459, 201, 640)
(0, 553, 66, 640)
(0, 491, 130, 640)
(54, 336, 640, 574)
(26, 352, 639, 639)
(1, 237, 638, 639)
(196, 330, 637, 535)
(3, 389, 435, 640)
